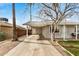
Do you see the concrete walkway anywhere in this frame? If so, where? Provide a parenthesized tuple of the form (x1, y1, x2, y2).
(4, 35, 63, 56)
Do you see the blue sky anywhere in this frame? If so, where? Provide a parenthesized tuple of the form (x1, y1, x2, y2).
(0, 3, 79, 26)
(0, 3, 41, 26)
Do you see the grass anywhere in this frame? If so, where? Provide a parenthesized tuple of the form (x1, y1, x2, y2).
(58, 41, 79, 56)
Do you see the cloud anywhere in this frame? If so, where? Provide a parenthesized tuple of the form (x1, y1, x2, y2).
(66, 19, 70, 21)
(8, 18, 12, 24)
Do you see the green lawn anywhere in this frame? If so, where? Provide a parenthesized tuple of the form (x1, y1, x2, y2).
(58, 41, 79, 56)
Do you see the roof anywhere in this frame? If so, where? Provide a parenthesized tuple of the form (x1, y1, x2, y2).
(23, 20, 53, 27)
(0, 21, 26, 30)
(59, 21, 79, 25)
(23, 20, 79, 27)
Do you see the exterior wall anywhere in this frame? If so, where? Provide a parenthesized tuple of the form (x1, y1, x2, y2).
(16, 28, 26, 37)
(32, 27, 42, 35)
(0, 26, 26, 39)
(31, 25, 79, 39)
(32, 28, 37, 34)
(42, 26, 51, 38)
(36, 28, 42, 35)
(31, 26, 50, 38)
(42, 25, 64, 39)
(64, 25, 79, 39)
(55, 25, 76, 39)
(1, 26, 13, 39)
(65, 25, 75, 38)
(77, 26, 79, 34)
(55, 26, 62, 38)
(42, 25, 76, 39)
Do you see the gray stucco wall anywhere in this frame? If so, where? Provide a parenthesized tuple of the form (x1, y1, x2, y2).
(32, 27, 42, 35)
(42, 26, 51, 38)
(31, 25, 79, 39)
(42, 25, 77, 39)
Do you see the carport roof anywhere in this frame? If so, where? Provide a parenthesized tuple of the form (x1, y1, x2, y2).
(23, 20, 53, 27)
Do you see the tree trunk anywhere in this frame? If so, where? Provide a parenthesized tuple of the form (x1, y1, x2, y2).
(52, 25, 56, 41)
(52, 32, 55, 41)
(12, 3, 18, 41)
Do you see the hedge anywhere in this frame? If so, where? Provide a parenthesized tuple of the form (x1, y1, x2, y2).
(0, 32, 6, 41)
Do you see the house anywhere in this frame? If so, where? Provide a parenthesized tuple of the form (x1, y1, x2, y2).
(0, 18, 26, 39)
(23, 20, 79, 40)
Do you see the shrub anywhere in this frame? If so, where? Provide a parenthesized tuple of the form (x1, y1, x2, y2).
(0, 32, 6, 41)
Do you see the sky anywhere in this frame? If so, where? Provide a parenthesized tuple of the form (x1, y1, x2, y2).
(0, 3, 41, 27)
(0, 3, 79, 27)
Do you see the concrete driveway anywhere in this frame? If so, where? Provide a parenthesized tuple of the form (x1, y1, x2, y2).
(4, 35, 63, 56)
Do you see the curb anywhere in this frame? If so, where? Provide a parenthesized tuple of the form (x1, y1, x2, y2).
(56, 41, 74, 56)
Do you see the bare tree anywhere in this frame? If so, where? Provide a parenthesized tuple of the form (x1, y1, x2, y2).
(12, 3, 18, 41)
(40, 3, 79, 41)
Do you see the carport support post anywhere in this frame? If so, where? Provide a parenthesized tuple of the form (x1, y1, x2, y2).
(26, 25, 28, 37)
(63, 25, 66, 41)
(63, 19, 66, 41)
(76, 24, 78, 40)
(51, 24, 53, 42)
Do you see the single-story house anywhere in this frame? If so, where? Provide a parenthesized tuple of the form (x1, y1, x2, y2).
(0, 21, 26, 39)
(23, 20, 79, 40)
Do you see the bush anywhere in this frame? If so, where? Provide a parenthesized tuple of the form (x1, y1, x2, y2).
(0, 32, 6, 41)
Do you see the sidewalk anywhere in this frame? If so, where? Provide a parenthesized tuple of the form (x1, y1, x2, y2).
(4, 35, 63, 56)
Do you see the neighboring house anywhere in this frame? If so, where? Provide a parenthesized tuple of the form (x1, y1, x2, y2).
(0, 18, 26, 39)
(23, 20, 79, 40)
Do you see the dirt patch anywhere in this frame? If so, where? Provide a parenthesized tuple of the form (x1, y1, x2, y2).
(0, 40, 20, 56)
